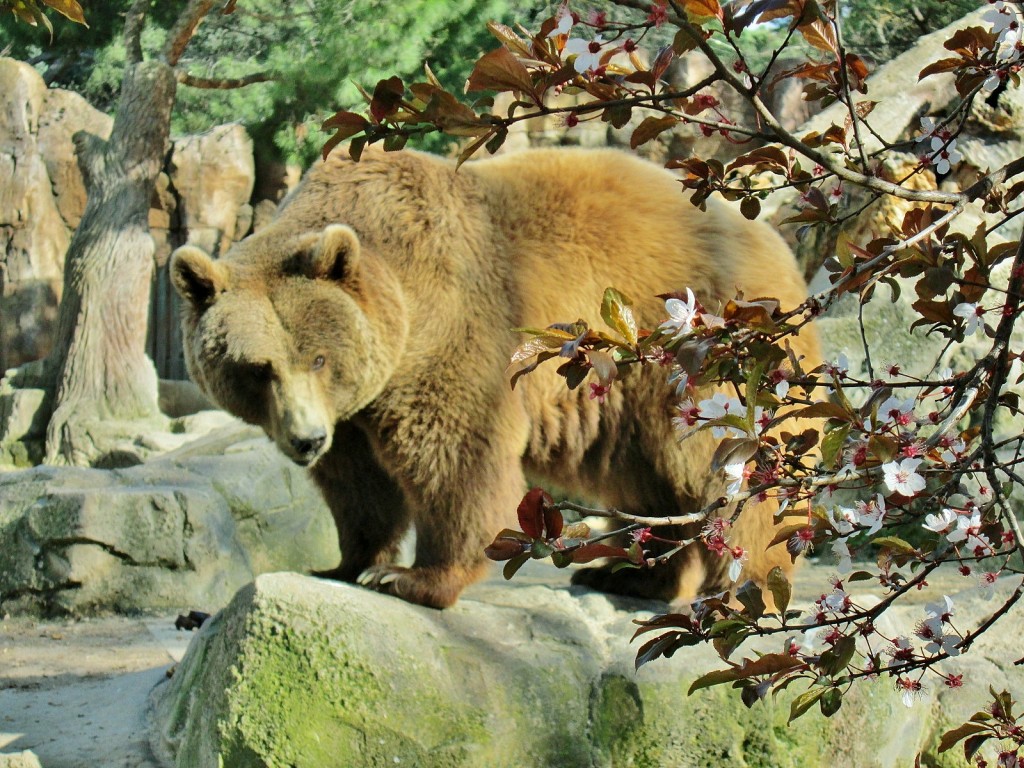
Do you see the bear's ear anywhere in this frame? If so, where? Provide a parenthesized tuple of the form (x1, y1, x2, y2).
(307, 224, 361, 283)
(170, 245, 227, 308)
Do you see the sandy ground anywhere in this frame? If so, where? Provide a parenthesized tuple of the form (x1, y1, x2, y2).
(0, 615, 192, 768)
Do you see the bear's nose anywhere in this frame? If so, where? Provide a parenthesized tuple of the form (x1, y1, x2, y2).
(291, 432, 327, 457)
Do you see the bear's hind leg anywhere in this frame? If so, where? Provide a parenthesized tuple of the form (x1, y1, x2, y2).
(310, 424, 411, 583)
(570, 521, 705, 603)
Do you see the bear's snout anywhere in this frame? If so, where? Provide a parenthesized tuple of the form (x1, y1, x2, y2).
(289, 431, 328, 465)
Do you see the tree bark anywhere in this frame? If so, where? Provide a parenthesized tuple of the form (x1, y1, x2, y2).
(43, 60, 177, 465)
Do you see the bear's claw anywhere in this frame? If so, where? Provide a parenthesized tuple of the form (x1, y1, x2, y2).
(357, 564, 408, 590)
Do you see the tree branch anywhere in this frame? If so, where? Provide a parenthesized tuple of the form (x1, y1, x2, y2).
(123, 0, 149, 67)
(177, 71, 275, 89)
(163, 0, 215, 67)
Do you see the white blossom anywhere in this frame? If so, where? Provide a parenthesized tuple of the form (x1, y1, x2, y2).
(945, 511, 981, 544)
(728, 547, 747, 582)
(698, 392, 747, 438)
(877, 395, 916, 426)
(547, 9, 574, 37)
(929, 135, 962, 175)
(882, 458, 926, 497)
(831, 538, 853, 575)
(953, 302, 984, 335)
(923, 508, 958, 535)
(659, 288, 699, 343)
(563, 35, 607, 74)
(925, 595, 955, 623)
(723, 461, 747, 496)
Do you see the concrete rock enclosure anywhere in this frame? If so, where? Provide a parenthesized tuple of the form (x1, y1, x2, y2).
(0, 424, 339, 616)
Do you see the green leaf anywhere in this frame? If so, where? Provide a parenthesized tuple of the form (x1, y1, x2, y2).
(502, 552, 530, 580)
(704, 413, 753, 438)
(746, 360, 768, 427)
(383, 133, 408, 152)
(766, 566, 791, 615)
(871, 536, 917, 555)
(689, 667, 744, 694)
(735, 580, 766, 620)
(819, 687, 843, 717)
(937, 722, 989, 754)
(551, 550, 572, 568)
(818, 635, 857, 676)
(789, 687, 828, 723)
(713, 626, 750, 660)
(820, 423, 851, 469)
(602, 103, 633, 129)
(672, 26, 702, 54)
(600, 288, 638, 345)
(530, 540, 554, 559)
(791, 402, 852, 422)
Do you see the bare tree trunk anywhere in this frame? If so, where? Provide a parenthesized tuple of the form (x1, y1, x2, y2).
(43, 60, 176, 465)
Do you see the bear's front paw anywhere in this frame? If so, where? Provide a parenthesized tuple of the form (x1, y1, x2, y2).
(356, 564, 410, 593)
(355, 563, 469, 609)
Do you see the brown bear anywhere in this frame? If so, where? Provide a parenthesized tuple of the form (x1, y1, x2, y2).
(171, 147, 820, 609)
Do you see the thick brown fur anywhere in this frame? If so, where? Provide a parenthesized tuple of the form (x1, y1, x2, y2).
(171, 147, 821, 609)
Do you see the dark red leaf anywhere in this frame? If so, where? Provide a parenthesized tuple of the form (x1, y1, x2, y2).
(485, 531, 532, 561)
(571, 543, 629, 564)
(369, 76, 405, 123)
(517, 487, 553, 539)
(466, 47, 536, 97)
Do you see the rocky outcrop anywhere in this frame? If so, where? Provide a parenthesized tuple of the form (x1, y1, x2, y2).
(0, 423, 339, 616)
(149, 570, 1022, 768)
(0, 57, 269, 376)
(168, 124, 256, 260)
(0, 751, 42, 768)
(0, 59, 83, 373)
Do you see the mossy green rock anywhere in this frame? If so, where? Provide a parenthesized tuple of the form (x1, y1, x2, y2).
(153, 572, 990, 768)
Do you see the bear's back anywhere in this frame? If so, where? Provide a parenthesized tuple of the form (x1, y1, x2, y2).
(464, 147, 808, 330)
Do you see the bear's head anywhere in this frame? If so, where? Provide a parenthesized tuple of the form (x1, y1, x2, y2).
(170, 224, 407, 467)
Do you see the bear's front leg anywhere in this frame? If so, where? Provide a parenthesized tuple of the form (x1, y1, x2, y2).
(309, 424, 412, 582)
(355, 437, 525, 609)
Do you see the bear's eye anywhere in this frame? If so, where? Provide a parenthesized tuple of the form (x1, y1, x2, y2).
(251, 362, 274, 382)
(311, 354, 326, 371)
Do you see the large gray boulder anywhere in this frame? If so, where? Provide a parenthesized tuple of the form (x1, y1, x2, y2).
(150, 569, 1021, 768)
(0, 424, 338, 616)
